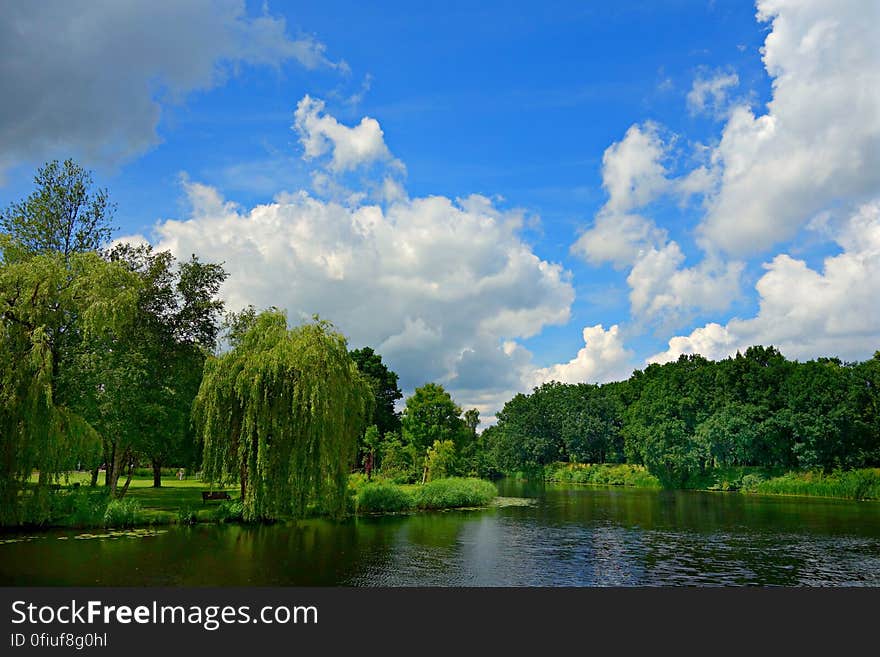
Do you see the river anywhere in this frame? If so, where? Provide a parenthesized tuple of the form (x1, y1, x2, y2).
(2, 481, 880, 586)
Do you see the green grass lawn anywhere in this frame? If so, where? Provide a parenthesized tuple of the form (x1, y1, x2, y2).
(28, 472, 239, 523)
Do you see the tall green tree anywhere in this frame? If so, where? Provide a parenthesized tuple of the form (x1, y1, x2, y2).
(193, 311, 374, 521)
(350, 347, 403, 437)
(402, 383, 468, 454)
(0, 250, 139, 522)
(67, 243, 227, 494)
(1, 159, 114, 263)
(623, 355, 717, 487)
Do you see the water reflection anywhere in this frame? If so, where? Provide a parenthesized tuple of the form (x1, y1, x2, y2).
(2, 483, 879, 586)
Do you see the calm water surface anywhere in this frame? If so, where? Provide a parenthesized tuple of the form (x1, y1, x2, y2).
(2, 481, 880, 586)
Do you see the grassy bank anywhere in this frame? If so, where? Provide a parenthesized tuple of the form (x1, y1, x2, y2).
(541, 462, 880, 501)
(6, 473, 499, 529)
(741, 468, 880, 500)
(353, 477, 498, 514)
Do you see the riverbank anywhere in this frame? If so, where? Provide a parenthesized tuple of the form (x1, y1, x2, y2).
(4, 473, 499, 530)
(541, 462, 880, 501)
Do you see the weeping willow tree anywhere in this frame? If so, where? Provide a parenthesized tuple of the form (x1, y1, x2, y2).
(0, 246, 140, 523)
(193, 310, 374, 521)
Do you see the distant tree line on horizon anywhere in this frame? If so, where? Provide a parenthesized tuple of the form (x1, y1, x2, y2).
(485, 346, 880, 487)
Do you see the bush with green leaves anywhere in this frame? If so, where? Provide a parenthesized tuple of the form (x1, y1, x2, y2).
(425, 439, 456, 481)
(544, 463, 661, 488)
(411, 477, 497, 510)
(103, 498, 143, 527)
(356, 482, 413, 513)
(752, 468, 880, 500)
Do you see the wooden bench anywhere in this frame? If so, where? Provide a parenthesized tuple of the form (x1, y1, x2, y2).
(201, 491, 232, 503)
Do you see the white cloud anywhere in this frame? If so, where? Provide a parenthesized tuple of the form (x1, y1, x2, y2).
(650, 199, 880, 364)
(600, 123, 669, 214)
(571, 123, 670, 268)
(0, 1, 346, 178)
(293, 95, 403, 174)
(627, 243, 743, 329)
(686, 70, 739, 116)
(572, 212, 667, 269)
(145, 179, 574, 413)
(697, 0, 880, 255)
(572, 122, 741, 328)
(529, 324, 635, 386)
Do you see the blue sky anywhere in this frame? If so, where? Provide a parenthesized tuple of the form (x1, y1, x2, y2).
(2, 0, 878, 417)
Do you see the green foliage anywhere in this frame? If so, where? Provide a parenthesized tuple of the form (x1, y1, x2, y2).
(80, 242, 228, 493)
(176, 505, 198, 525)
(350, 347, 403, 439)
(751, 468, 880, 500)
(378, 431, 421, 483)
(0, 251, 140, 523)
(103, 498, 143, 528)
(193, 311, 374, 521)
(9, 488, 110, 528)
(491, 345, 880, 488)
(212, 500, 245, 523)
(412, 477, 497, 509)
(355, 482, 413, 513)
(739, 473, 767, 492)
(425, 439, 456, 481)
(402, 383, 469, 453)
(544, 463, 660, 488)
(0, 159, 114, 261)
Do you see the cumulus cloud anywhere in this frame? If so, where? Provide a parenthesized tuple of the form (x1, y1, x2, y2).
(572, 122, 741, 328)
(627, 244, 743, 329)
(145, 178, 574, 413)
(599, 123, 669, 215)
(686, 70, 739, 116)
(697, 0, 880, 255)
(0, 0, 345, 178)
(529, 325, 636, 387)
(293, 95, 403, 174)
(573, 212, 667, 270)
(571, 124, 669, 268)
(650, 200, 880, 364)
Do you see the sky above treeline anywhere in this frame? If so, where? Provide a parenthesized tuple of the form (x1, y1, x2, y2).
(1, 0, 878, 419)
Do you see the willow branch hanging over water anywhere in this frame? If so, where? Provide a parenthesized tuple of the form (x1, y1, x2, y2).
(193, 311, 374, 521)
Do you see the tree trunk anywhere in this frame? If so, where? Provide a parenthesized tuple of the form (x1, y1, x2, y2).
(108, 446, 125, 498)
(90, 466, 99, 487)
(118, 456, 135, 498)
(105, 442, 116, 487)
(240, 462, 247, 501)
(152, 460, 162, 488)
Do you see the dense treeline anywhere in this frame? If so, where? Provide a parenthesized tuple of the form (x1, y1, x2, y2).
(490, 346, 880, 487)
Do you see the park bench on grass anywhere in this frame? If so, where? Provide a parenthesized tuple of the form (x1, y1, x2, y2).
(201, 491, 231, 503)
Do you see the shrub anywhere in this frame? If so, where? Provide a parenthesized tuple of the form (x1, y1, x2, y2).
(356, 482, 413, 513)
(211, 500, 244, 523)
(544, 463, 661, 488)
(753, 468, 880, 500)
(65, 490, 110, 527)
(176, 505, 198, 525)
(425, 440, 456, 481)
(739, 473, 766, 492)
(411, 477, 497, 510)
(103, 498, 143, 528)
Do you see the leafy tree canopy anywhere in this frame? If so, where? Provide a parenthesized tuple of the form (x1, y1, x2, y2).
(193, 311, 374, 520)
